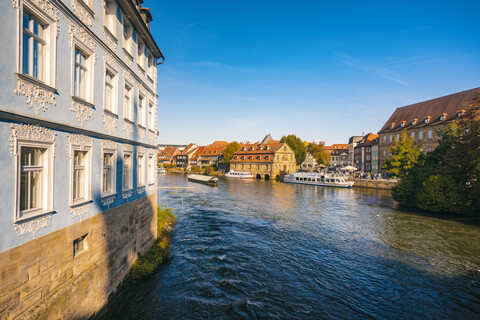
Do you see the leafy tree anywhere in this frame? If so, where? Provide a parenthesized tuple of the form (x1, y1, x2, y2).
(416, 175, 467, 213)
(280, 134, 306, 165)
(383, 129, 421, 177)
(443, 92, 480, 209)
(222, 141, 241, 163)
(308, 141, 330, 165)
(391, 173, 415, 206)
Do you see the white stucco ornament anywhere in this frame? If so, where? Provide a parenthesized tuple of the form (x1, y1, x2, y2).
(14, 78, 57, 117)
(72, 0, 93, 27)
(9, 123, 56, 157)
(103, 112, 117, 132)
(70, 99, 94, 126)
(123, 121, 133, 134)
(66, 133, 93, 158)
(14, 215, 52, 238)
(71, 202, 91, 217)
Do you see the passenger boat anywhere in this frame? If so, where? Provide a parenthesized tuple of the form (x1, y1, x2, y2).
(187, 174, 218, 186)
(283, 172, 354, 188)
(225, 170, 254, 179)
(157, 167, 166, 175)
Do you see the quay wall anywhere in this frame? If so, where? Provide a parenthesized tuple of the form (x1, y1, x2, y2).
(353, 179, 398, 190)
(0, 194, 157, 320)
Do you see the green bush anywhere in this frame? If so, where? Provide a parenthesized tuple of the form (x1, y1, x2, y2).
(417, 175, 467, 213)
(391, 174, 415, 207)
(128, 206, 176, 281)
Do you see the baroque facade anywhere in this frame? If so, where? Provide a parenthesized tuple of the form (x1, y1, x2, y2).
(230, 136, 296, 180)
(0, 0, 164, 318)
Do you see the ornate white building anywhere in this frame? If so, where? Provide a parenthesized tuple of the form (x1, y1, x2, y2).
(0, 0, 164, 318)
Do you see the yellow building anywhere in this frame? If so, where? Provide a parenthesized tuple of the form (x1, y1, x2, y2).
(230, 135, 296, 180)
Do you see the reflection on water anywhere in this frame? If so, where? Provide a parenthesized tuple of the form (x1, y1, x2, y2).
(98, 174, 480, 319)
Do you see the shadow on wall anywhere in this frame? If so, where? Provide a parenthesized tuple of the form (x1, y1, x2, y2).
(6, 159, 158, 319)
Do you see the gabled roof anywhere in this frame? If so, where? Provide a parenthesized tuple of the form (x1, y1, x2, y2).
(158, 146, 179, 158)
(212, 141, 229, 147)
(190, 146, 205, 161)
(355, 132, 379, 148)
(379, 87, 479, 133)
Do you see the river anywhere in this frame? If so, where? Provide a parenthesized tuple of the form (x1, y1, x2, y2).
(98, 173, 480, 319)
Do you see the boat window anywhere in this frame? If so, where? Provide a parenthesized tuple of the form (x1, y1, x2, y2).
(296, 177, 299, 181)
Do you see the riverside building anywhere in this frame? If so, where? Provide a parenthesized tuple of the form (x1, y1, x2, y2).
(0, 0, 164, 318)
(378, 88, 479, 171)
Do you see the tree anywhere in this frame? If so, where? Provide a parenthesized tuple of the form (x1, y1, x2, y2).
(308, 141, 330, 165)
(416, 175, 467, 213)
(443, 91, 480, 209)
(280, 134, 306, 165)
(383, 129, 421, 177)
(222, 141, 241, 164)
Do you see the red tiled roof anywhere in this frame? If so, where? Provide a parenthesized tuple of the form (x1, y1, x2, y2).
(158, 146, 179, 158)
(379, 87, 479, 133)
(231, 142, 288, 163)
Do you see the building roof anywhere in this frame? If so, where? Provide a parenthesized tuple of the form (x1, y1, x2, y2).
(190, 146, 205, 161)
(211, 141, 229, 147)
(355, 132, 379, 148)
(379, 87, 479, 134)
(231, 141, 290, 163)
(198, 143, 228, 158)
(158, 146, 179, 159)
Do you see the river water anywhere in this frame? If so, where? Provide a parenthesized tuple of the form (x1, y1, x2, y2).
(99, 173, 480, 319)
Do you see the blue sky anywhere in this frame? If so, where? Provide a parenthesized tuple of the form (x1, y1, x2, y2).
(149, 0, 480, 145)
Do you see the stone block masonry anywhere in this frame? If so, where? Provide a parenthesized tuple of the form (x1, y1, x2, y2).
(0, 194, 157, 320)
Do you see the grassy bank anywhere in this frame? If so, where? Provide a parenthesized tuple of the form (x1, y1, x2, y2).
(128, 206, 177, 281)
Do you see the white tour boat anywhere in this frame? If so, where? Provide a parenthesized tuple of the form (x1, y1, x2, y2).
(225, 170, 254, 179)
(157, 167, 166, 175)
(283, 172, 354, 188)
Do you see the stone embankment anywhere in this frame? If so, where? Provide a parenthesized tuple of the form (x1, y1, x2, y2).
(353, 179, 398, 190)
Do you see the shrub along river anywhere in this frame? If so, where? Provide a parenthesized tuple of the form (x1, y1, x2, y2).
(98, 173, 480, 319)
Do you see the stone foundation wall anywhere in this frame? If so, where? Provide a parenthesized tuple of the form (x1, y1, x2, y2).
(353, 179, 398, 190)
(0, 194, 157, 320)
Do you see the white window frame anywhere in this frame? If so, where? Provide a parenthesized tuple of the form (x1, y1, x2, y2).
(72, 43, 94, 103)
(69, 145, 92, 207)
(137, 39, 146, 71)
(428, 130, 433, 139)
(122, 149, 133, 191)
(389, 135, 392, 143)
(148, 102, 155, 131)
(147, 52, 155, 80)
(101, 147, 117, 197)
(104, 67, 118, 114)
(14, 140, 55, 222)
(137, 151, 145, 187)
(147, 152, 155, 185)
(18, 1, 57, 87)
(103, 0, 117, 37)
(418, 131, 423, 140)
(410, 132, 415, 139)
(124, 83, 133, 121)
(122, 18, 133, 55)
(138, 93, 145, 127)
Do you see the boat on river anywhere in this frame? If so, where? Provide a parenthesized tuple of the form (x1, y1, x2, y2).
(157, 167, 166, 175)
(187, 174, 218, 186)
(283, 172, 354, 188)
(225, 170, 254, 179)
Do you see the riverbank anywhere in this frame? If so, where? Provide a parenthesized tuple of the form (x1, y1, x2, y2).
(353, 179, 398, 190)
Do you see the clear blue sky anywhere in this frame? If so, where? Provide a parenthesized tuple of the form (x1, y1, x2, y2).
(148, 0, 480, 145)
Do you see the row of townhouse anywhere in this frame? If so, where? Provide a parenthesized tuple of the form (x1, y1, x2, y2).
(157, 141, 229, 170)
(353, 87, 479, 174)
(0, 0, 164, 318)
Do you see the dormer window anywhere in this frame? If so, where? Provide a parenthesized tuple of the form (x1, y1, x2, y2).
(256, 156, 260, 160)
(265, 156, 269, 160)
(249, 156, 252, 160)
(457, 110, 464, 118)
(241, 156, 244, 160)
(439, 113, 446, 121)
(389, 123, 395, 129)
(234, 156, 237, 160)
(411, 119, 417, 126)
(241, 147, 245, 151)
(214, 151, 217, 154)
(250, 147, 254, 151)
(400, 121, 405, 128)
(424, 117, 431, 124)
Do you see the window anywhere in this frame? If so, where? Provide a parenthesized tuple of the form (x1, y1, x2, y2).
(22, 12, 46, 81)
(102, 150, 116, 196)
(123, 153, 133, 190)
(137, 40, 147, 71)
(123, 20, 132, 54)
(104, 69, 116, 113)
(72, 149, 91, 204)
(382, 136, 386, 143)
(383, 150, 386, 157)
(148, 53, 155, 79)
(366, 164, 370, 171)
(457, 112, 463, 118)
(138, 94, 145, 127)
(17, 146, 54, 220)
(148, 154, 155, 185)
(400, 122, 404, 128)
(137, 154, 145, 186)
(396, 134, 400, 141)
(427, 147, 432, 152)
(73, 48, 90, 100)
(73, 234, 88, 257)
(411, 120, 416, 126)
(104, 0, 117, 36)
(389, 135, 392, 143)
(366, 147, 371, 152)
(427, 130, 433, 139)
(148, 103, 155, 130)
(124, 84, 133, 121)
(439, 114, 445, 121)
(418, 131, 423, 140)
(366, 155, 371, 161)
(424, 117, 430, 124)
(410, 132, 415, 139)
